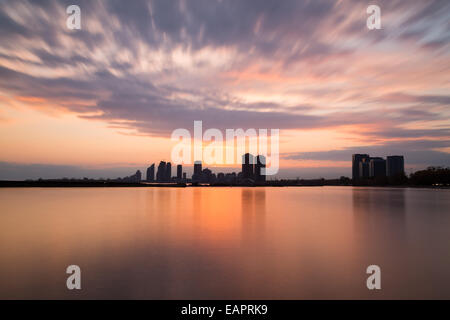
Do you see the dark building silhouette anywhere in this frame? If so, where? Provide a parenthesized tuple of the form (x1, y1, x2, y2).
(194, 161, 202, 175)
(156, 161, 166, 182)
(192, 161, 202, 182)
(201, 168, 213, 183)
(352, 154, 370, 180)
(369, 157, 386, 178)
(225, 172, 237, 184)
(135, 170, 142, 183)
(255, 155, 266, 182)
(352, 154, 405, 182)
(177, 164, 182, 180)
(387, 155, 405, 177)
(359, 157, 370, 179)
(165, 162, 172, 182)
(146, 163, 155, 182)
(122, 170, 141, 183)
(182, 172, 186, 180)
(242, 153, 254, 180)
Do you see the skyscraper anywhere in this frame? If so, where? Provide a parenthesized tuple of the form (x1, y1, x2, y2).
(194, 161, 202, 176)
(146, 164, 155, 182)
(165, 162, 172, 182)
(387, 156, 405, 177)
(255, 155, 266, 182)
(359, 158, 370, 179)
(156, 161, 166, 182)
(369, 157, 386, 178)
(242, 153, 254, 180)
(352, 154, 370, 180)
(122, 170, 142, 183)
(177, 164, 182, 180)
(135, 170, 142, 183)
(127, 170, 141, 183)
(192, 161, 202, 182)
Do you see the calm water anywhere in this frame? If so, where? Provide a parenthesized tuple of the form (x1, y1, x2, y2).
(0, 186, 449, 299)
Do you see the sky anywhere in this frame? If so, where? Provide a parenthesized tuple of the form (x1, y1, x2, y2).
(0, 0, 449, 179)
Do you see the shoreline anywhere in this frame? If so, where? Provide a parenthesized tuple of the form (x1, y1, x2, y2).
(0, 180, 448, 189)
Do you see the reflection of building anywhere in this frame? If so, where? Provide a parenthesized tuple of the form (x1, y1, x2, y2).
(352, 188, 406, 247)
(387, 156, 404, 177)
(242, 153, 254, 180)
(146, 164, 155, 182)
(369, 157, 386, 178)
(255, 155, 266, 182)
(241, 189, 266, 243)
(177, 164, 182, 180)
(352, 154, 370, 180)
(165, 162, 172, 182)
(157, 161, 166, 182)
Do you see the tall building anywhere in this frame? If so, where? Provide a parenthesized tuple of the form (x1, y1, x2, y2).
(359, 158, 370, 179)
(255, 155, 266, 182)
(352, 154, 370, 180)
(192, 161, 202, 182)
(121, 170, 142, 183)
(156, 161, 166, 182)
(165, 162, 172, 182)
(194, 161, 202, 175)
(177, 164, 182, 180)
(146, 164, 155, 182)
(135, 170, 142, 183)
(242, 153, 254, 180)
(387, 156, 404, 177)
(369, 157, 386, 178)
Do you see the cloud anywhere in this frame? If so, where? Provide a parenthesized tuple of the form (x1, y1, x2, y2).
(377, 93, 450, 105)
(283, 140, 450, 166)
(0, 0, 449, 172)
(1, 60, 448, 138)
(0, 161, 144, 180)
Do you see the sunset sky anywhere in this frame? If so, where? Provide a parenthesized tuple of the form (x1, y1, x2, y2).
(0, 0, 449, 179)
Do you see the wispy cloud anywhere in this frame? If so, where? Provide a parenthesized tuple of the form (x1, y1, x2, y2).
(283, 140, 450, 167)
(0, 0, 449, 172)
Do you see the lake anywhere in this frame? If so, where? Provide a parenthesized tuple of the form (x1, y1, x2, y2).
(0, 186, 449, 299)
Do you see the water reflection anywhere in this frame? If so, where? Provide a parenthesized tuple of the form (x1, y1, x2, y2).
(352, 188, 406, 245)
(0, 187, 449, 299)
(241, 188, 266, 245)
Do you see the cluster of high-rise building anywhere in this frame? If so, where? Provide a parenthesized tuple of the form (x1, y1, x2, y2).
(352, 154, 404, 181)
(119, 170, 142, 183)
(241, 153, 266, 182)
(145, 153, 267, 184)
(146, 162, 185, 183)
(120, 153, 404, 185)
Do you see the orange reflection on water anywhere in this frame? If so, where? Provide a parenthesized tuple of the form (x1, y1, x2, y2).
(1, 187, 450, 299)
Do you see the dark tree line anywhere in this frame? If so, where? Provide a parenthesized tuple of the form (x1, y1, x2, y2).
(352, 167, 450, 186)
(409, 167, 450, 186)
